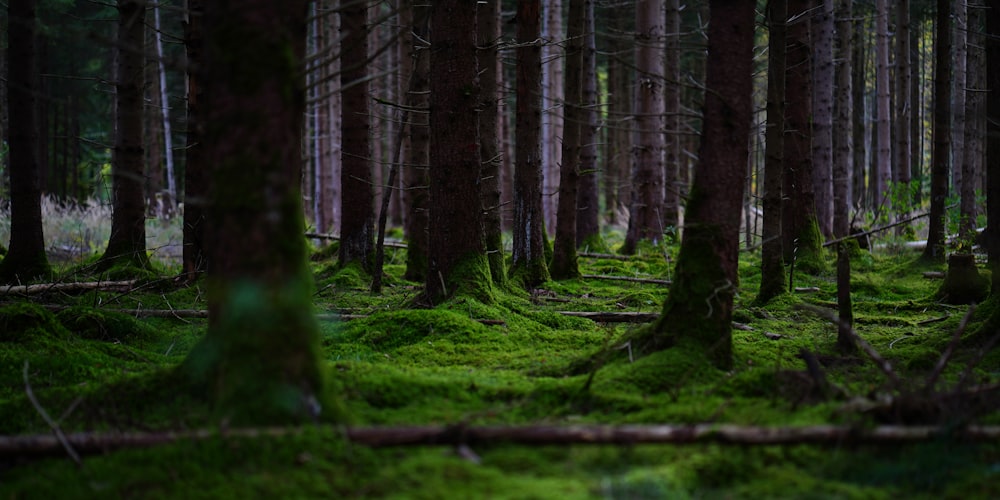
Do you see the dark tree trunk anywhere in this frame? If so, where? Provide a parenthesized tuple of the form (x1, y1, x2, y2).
(811, 0, 834, 238)
(550, 0, 586, 280)
(181, 0, 207, 282)
(851, 13, 867, 209)
(895, 0, 912, 212)
(662, 0, 681, 232)
(424, 0, 491, 304)
(575, 0, 600, 247)
(782, 0, 824, 274)
(98, 0, 151, 272)
(988, 0, 1000, 293)
(510, 0, 550, 288)
(403, 5, 431, 282)
(641, 0, 754, 370)
(756, 0, 787, 304)
(0, 0, 51, 283)
(182, 0, 327, 423)
(478, 0, 506, 287)
(622, 0, 666, 255)
(833, 0, 852, 239)
(960, 1, 985, 244)
(339, 1, 374, 270)
(922, 0, 952, 263)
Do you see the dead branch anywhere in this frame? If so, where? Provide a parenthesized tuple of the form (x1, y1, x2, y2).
(795, 304, 903, 389)
(5, 424, 1000, 458)
(581, 274, 671, 285)
(557, 311, 659, 323)
(0, 280, 137, 296)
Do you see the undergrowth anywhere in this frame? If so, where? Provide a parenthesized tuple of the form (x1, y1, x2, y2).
(1, 231, 999, 498)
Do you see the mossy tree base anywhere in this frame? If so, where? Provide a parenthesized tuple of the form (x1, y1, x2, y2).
(934, 253, 989, 305)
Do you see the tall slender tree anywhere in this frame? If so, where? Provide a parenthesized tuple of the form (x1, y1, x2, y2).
(833, 0, 853, 240)
(987, 0, 1000, 292)
(478, 0, 506, 286)
(98, 0, 151, 272)
(424, 0, 492, 303)
(0, 0, 51, 283)
(403, 5, 431, 282)
(622, 0, 666, 255)
(873, 0, 892, 211)
(575, 0, 601, 247)
(922, 0, 952, 263)
(633, 0, 754, 370)
(895, 0, 912, 211)
(181, 0, 207, 282)
(961, 0, 985, 243)
(510, 0, 550, 288)
(182, 0, 328, 422)
(812, 0, 834, 238)
(662, 0, 682, 232)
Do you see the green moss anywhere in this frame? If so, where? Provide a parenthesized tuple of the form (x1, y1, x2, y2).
(792, 218, 828, 275)
(0, 302, 70, 343)
(55, 306, 155, 341)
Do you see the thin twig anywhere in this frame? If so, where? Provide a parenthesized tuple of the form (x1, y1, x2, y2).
(925, 304, 976, 391)
(23, 361, 81, 466)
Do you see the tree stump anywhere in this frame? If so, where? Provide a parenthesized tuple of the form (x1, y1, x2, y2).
(935, 253, 989, 304)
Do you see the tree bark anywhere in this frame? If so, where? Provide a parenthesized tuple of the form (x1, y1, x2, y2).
(339, 0, 374, 271)
(98, 0, 151, 272)
(832, 0, 853, 239)
(183, 0, 327, 422)
(961, 1, 985, 244)
(811, 0, 834, 238)
(0, 0, 51, 283)
(894, 0, 912, 211)
(641, 0, 754, 370)
(541, 0, 564, 234)
(575, 0, 601, 247)
(424, 0, 491, 304)
(988, 0, 1000, 293)
(478, 0, 507, 287)
(622, 0, 666, 255)
(403, 5, 431, 282)
(510, 0, 551, 288)
(662, 0, 682, 232)
(953, 0, 968, 201)
(181, 0, 207, 282)
(756, 0, 788, 304)
(922, 0, 952, 263)
(873, 0, 892, 210)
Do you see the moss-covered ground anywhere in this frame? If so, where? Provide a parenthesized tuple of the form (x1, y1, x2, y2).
(2, 235, 999, 498)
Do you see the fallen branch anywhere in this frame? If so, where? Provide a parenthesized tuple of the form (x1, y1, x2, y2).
(578, 252, 631, 261)
(581, 274, 671, 285)
(0, 280, 137, 296)
(557, 311, 659, 323)
(5, 424, 1000, 458)
(37, 307, 504, 326)
(305, 232, 407, 250)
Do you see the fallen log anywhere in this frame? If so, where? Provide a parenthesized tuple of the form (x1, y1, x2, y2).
(4, 424, 1000, 458)
(0, 280, 137, 296)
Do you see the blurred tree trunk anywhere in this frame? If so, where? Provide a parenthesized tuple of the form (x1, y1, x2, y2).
(833, 0, 853, 239)
(403, 4, 430, 282)
(757, 0, 787, 305)
(0, 0, 51, 283)
(510, 0, 551, 288)
(622, 0, 666, 255)
(812, 0, 834, 238)
(424, 0, 492, 303)
(851, 13, 867, 209)
(181, 0, 207, 281)
(895, 0, 912, 212)
(960, 1, 985, 243)
(575, 0, 601, 247)
(873, 0, 891, 211)
(922, 0, 952, 263)
(603, 5, 631, 226)
(953, 0, 968, 201)
(339, 0, 374, 270)
(478, 0, 506, 286)
(183, 0, 327, 423)
(541, 0, 563, 234)
(144, 22, 164, 218)
(639, 0, 754, 370)
(551, 0, 586, 280)
(98, 0, 151, 272)
(987, 0, 1000, 292)
(662, 0, 681, 232)
(152, 0, 176, 214)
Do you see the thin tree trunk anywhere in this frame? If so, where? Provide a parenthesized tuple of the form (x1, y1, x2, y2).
(479, 0, 506, 286)
(662, 0, 681, 231)
(541, 0, 564, 234)
(575, 0, 601, 247)
(403, 4, 430, 282)
(922, 0, 952, 263)
(987, 0, 1000, 292)
(873, 0, 892, 210)
(953, 0, 968, 199)
(181, 0, 207, 281)
(832, 0, 852, 240)
(811, 0, 834, 238)
(153, 0, 176, 213)
(960, 0, 985, 243)
(851, 12, 868, 210)
(895, 0, 912, 212)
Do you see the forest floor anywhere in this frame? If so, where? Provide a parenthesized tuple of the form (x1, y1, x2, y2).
(1, 227, 999, 498)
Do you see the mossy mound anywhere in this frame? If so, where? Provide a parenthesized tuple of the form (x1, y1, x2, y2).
(933, 254, 989, 305)
(0, 302, 71, 343)
(55, 306, 155, 341)
(335, 308, 491, 351)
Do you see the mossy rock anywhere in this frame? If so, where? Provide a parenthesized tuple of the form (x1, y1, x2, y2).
(0, 303, 71, 343)
(55, 306, 155, 341)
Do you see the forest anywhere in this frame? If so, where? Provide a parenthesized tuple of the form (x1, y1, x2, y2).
(1, 0, 1000, 496)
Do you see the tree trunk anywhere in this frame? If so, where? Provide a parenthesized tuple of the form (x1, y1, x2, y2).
(181, 0, 207, 281)
(811, 0, 834, 238)
(510, 0, 551, 288)
(641, 0, 754, 370)
(987, 0, 1000, 293)
(922, 0, 952, 263)
(541, 0, 564, 234)
(424, 0, 492, 304)
(757, 0, 788, 304)
(0, 0, 51, 283)
(403, 5, 431, 282)
(832, 0, 852, 239)
(339, 0, 374, 271)
(98, 0, 151, 272)
(551, 0, 586, 280)
(961, 1, 985, 244)
(575, 0, 601, 248)
(851, 13, 868, 209)
(478, 0, 507, 286)
(953, 0, 968, 200)
(873, 0, 892, 211)
(662, 0, 681, 231)
(183, 0, 327, 423)
(622, 0, 666, 255)
(895, 0, 912, 212)
(153, 0, 176, 213)
(782, 0, 824, 273)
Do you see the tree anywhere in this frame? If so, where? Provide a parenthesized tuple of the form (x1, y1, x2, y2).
(510, 0, 551, 288)
(662, 0, 682, 232)
(894, 0, 912, 211)
(575, 0, 601, 247)
(424, 0, 492, 304)
(550, 0, 587, 280)
(0, 0, 51, 283)
(922, 0, 952, 263)
(634, 0, 754, 370)
(182, 0, 327, 422)
(403, 5, 430, 282)
(811, 0, 834, 238)
(181, 0, 207, 282)
(833, 0, 853, 240)
(987, 0, 1000, 293)
(960, 0, 985, 243)
(621, 0, 666, 255)
(478, 0, 506, 286)
(97, 0, 151, 272)
(756, 0, 788, 304)
(873, 0, 891, 210)
(339, 0, 374, 270)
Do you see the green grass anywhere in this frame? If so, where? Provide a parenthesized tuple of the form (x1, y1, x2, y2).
(1, 227, 999, 498)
